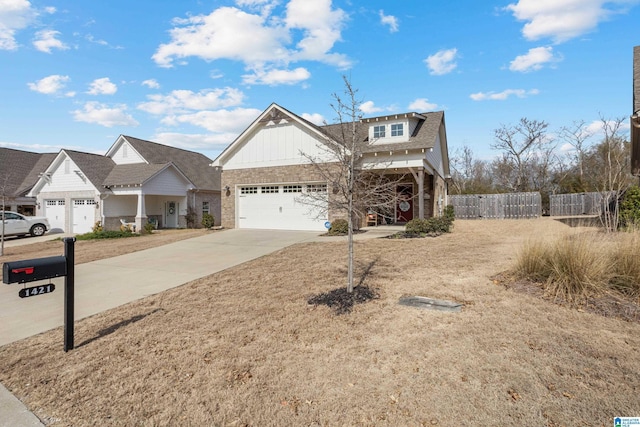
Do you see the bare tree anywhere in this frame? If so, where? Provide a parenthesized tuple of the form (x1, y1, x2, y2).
(450, 145, 494, 194)
(300, 76, 404, 293)
(558, 120, 595, 191)
(491, 118, 551, 192)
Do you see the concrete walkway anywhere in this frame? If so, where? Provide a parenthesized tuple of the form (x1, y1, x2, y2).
(0, 226, 398, 426)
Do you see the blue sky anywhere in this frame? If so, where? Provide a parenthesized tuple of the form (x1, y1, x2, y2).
(0, 0, 638, 161)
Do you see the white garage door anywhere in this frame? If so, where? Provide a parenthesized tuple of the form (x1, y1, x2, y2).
(44, 199, 65, 232)
(72, 199, 97, 234)
(238, 184, 328, 231)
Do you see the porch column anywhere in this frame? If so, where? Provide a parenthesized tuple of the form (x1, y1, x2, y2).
(418, 168, 424, 219)
(135, 191, 147, 233)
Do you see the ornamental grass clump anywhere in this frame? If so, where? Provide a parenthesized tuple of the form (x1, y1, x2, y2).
(513, 232, 635, 303)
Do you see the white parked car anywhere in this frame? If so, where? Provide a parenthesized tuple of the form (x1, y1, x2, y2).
(0, 211, 50, 237)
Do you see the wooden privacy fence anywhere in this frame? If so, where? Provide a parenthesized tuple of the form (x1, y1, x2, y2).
(449, 192, 541, 219)
(549, 192, 609, 216)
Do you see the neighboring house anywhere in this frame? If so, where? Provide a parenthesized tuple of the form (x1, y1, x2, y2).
(212, 103, 450, 231)
(27, 135, 221, 233)
(0, 147, 56, 215)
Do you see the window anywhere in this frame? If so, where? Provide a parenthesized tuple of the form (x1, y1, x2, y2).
(202, 201, 210, 214)
(283, 185, 302, 193)
(391, 123, 404, 137)
(261, 186, 279, 194)
(373, 125, 386, 138)
(307, 184, 327, 193)
(86, 199, 97, 205)
(74, 199, 85, 205)
(123, 144, 128, 158)
(58, 200, 65, 206)
(46, 200, 57, 206)
(64, 159, 70, 174)
(240, 186, 258, 194)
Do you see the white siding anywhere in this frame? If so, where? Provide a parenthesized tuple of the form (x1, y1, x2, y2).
(111, 141, 145, 165)
(369, 119, 410, 145)
(363, 152, 424, 170)
(144, 168, 191, 195)
(224, 122, 330, 170)
(42, 156, 98, 193)
(425, 132, 445, 177)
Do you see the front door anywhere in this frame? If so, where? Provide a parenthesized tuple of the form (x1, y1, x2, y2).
(396, 184, 414, 222)
(165, 201, 178, 228)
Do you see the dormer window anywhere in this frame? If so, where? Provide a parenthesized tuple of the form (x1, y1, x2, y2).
(373, 125, 386, 138)
(391, 123, 404, 137)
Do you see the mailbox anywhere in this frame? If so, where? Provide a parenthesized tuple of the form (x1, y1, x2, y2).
(3, 256, 67, 284)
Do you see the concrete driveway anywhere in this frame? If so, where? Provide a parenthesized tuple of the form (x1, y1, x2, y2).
(0, 228, 325, 347)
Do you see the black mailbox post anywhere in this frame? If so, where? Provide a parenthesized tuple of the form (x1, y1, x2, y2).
(3, 238, 76, 352)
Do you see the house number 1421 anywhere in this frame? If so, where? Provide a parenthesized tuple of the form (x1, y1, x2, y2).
(19, 284, 55, 298)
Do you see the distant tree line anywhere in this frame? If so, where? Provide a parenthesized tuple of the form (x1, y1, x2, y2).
(450, 116, 636, 210)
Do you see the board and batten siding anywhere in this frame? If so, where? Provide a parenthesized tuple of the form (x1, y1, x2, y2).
(110, 141, 146, 165)
(224, 122, 330, 170)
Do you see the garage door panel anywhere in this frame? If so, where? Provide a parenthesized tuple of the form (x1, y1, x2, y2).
(44, 199, 65, 232)
(238, 184, 327, 231)
(72, 199, 96, 234)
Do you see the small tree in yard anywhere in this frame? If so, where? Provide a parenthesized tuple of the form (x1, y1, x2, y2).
(300, 76, 405, 293)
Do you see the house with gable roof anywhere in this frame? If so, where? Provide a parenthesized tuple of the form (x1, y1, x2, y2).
(27, 135, 220, 233)
(632, 45, 640, 175)
(0, 148, 56, 215)
(212, 103, 450, 231)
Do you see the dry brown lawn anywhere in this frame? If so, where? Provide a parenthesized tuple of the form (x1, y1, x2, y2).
(1, 219, 639, 426)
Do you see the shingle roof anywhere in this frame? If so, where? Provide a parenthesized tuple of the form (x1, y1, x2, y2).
(0, 148, 55, 197)
(321, 111, 445, 153)
(64, 150, 116, 192)
(122, 136, 220, 191)
(104, 163, 176, 186)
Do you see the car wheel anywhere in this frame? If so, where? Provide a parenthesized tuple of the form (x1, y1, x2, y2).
(30, 224, 46, 237)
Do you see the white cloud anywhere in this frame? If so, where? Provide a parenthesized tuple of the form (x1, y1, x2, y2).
(27, 74, 73, 96)
(425, 48, 458, 75)
(142, 79, 160, 89)
(153, 132, 237, 151)
(301, 112, 325, 126)
(72, 102, 139, 127)
(242, 67, 311, 85)
(87, 77, 118, 95)
(379, 10, 399, 32)
(509, 46, 561, 72)
(137, 87, 245, 115)
(161, 108, 262, 133)
(408, 98, 438, 111)
(469, 88, 540, 101)
(153, 1, 350, 79)
(33, 29, 68, 53)
(359, 101, 383, 114)
(0, 0, 36, 50)
(505, 0, 637, 43)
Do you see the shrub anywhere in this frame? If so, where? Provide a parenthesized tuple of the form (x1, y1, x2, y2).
(444, 204, 455, 222)
(143, 222, 155, 234)
(328, 218, 349, 235)
(185, 206, 198, 228)
(92, 221, 103, 233)
(76, 230, 139, 240)
(405, 216, 453, 235)
(202, 213, 215, 229)
(619, 186, 640, 229)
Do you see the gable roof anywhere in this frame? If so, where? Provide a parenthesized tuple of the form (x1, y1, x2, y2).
(64, 150, 117, 191)
(0, 148, 56, 197)
(104, 163, 193, 187)
(322, 111, 445, 153)
(118, 136, 220, 191)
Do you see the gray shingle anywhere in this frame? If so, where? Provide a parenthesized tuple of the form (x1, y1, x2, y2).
(104, 163, 175, 187)
(0, 148, 56, 197)
(64, 150, 116, 192)
(122, 136, 220, 191)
